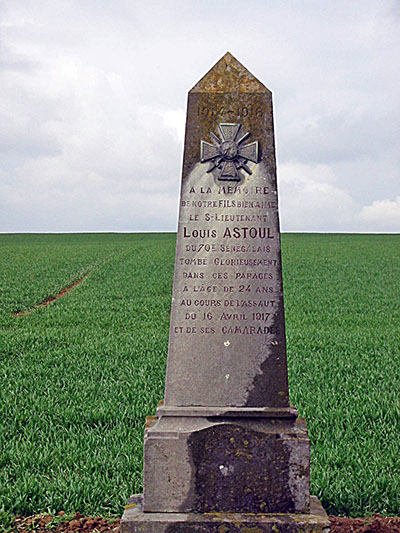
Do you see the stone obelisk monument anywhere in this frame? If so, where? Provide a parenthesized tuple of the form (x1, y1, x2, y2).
(121, 52, 329, 532)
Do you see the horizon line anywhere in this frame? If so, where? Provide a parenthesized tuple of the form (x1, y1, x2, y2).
(0, 230, 399, 236)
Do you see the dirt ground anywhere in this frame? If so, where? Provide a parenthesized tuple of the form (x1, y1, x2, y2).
(329, 515, 400, 532)
(7, 512, 400, 532)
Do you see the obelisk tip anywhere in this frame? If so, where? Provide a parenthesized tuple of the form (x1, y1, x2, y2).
(190, 52, 270, 94)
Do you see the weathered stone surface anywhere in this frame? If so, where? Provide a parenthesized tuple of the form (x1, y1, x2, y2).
(121, 495, 330, 533)
(164, 52, 289, 409)
(143, 416, 310, 514)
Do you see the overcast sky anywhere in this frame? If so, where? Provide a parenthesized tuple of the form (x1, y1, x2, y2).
(0, 0, 399, 233)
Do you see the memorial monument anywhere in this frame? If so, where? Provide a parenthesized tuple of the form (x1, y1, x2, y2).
(121, 52, 330, 532)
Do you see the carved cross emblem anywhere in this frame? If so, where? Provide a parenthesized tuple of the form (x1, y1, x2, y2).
(200, 123, 258, 181)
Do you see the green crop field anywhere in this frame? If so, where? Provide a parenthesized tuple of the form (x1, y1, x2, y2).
(0, 232, 399, 527)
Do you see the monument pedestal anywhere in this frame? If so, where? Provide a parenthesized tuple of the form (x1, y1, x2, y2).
(121, 495, 329, 532)
(143, 410, 310, 514)
(121, 408, 329, 532)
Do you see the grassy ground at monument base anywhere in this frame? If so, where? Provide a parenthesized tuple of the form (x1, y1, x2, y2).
(0, 232, 399, 528)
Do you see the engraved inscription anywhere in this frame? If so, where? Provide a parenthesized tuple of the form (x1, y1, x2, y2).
(171, 161, 283, 345)
(197, 106, 263, 119)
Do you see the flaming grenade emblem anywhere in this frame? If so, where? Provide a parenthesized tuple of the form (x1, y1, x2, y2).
(200, 123, 259, 181)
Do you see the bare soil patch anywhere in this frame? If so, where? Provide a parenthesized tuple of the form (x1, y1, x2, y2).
(7, 513, 400, 532)
(13, 274, 88, 317)
(9, 512, 120, 532)
(329, 515, 400, 532)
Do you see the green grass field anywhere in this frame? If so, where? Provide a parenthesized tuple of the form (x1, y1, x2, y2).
(0, 232, 399, 526)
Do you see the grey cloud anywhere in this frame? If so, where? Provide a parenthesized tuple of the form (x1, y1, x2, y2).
(0, 0, 399, 232)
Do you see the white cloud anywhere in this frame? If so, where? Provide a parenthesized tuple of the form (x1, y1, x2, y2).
(359, 196, 400, 230)
(160, 109, 186, 144)
(279, 163, 356, 231)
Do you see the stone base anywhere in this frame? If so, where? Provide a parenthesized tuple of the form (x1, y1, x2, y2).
(143, 415, 310, 513)
(121, 494, 330, 532)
